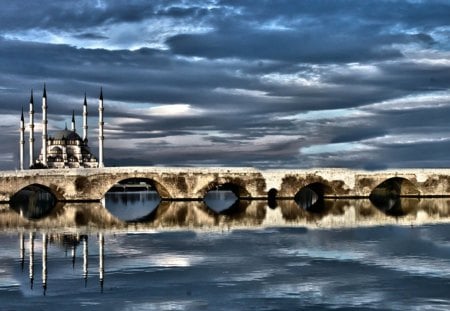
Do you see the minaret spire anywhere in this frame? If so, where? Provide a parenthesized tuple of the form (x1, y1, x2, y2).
(29, 89, 35, 167)
(83, 93, 88, 142)
(98, 88, 104, 167)
(20, 106, 25, 170)
(41, 84, 48, 167)
(71, 110, 76, 132)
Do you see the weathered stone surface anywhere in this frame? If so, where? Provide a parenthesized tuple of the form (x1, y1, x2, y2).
(1, 167, 450, 202)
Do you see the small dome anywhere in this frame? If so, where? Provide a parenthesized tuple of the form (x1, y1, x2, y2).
(51, 129, 82, 141)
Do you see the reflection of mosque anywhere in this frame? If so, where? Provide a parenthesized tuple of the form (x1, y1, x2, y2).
(19, 232, 105, 295)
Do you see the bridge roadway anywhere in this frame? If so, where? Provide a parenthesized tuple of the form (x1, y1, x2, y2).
(1, 167, 450, 202)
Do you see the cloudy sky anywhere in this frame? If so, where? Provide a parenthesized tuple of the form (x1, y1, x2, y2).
(1, 0, 450, 170)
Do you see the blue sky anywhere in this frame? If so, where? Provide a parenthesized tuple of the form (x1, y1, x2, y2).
(1, 0, 450, 169)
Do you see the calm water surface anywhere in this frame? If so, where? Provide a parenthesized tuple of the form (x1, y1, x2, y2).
(2, 192, 450, 310)
(2, 225, 450, 310)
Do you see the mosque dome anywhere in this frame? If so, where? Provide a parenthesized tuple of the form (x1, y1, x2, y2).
(51, 129, 83, 141)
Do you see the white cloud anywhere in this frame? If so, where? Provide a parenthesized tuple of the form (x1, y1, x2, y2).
(277, 108, 371, 122)
(300, 142, 375, 155)
(364, 91, 450, 112)
(2, 17, 213, 51)
(365, 133, 450, 146)
(146, 104, 202, 117)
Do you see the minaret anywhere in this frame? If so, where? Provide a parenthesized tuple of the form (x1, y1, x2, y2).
(98, 88, 104, 167)
(42, 85, 48, 166)
(29, 90, 35, 167)
(83, 93, 88, 142)
(19, 107, 25, 170)
(71, 110, 76, 132)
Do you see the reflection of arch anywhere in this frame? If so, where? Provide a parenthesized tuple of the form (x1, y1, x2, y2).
(105, 177, 170, 198)
(294, 182, 332, 213)
(202, 181, 250, 198)
(103, 190, 161, 223)
(369, 177, 420, 216)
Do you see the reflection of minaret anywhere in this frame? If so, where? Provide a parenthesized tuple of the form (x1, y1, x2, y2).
(83, 93, 88, 142)
(99, 233, 104, 292)
(19, 107, 25, 170)
(98, 88, 104, 168)
(29, 90, 35, 167)
(83, 236, 88, 287)
(72, 244, 77, 269)
(19, 232, 25, 271)
(29, 232, 34, 289)
(42, 233, 48, 296)
(42, 85, 48, 166)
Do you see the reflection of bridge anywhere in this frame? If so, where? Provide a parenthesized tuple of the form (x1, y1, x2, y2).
(4, 198, 450, 231)
(2, 167, 450, 202)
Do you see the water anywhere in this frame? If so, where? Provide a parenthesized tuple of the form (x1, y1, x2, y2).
(104, 190, 161, 222)
(2, 226, 450, 310)
(2, 192, 450, 309)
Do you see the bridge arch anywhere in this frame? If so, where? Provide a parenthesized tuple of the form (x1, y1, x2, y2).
(106, 177, 157, 191)
(103, 177, 171, 199)
(267, 188, 278, 209)
(369, 177, 420, 215)
(11, 183, 65, 201)
(370, 177, 420, 198)
(199, 180, 251, 199)
(10, 184, 58, 219)
(279, 174, 349, 198)
(299, 182, 333, 197)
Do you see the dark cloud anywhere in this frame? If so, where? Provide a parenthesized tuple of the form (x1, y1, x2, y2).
(167, 25, 403, 64)
(0, 1, 154, 31)
(168, 0, 450, 63)
(156, 6, 210, 18)
(73, 32, 109, 40)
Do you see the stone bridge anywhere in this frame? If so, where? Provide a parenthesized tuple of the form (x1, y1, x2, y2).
(1, 167, 450, 202)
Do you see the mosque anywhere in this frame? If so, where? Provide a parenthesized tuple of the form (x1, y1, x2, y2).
(19, 85, 105, 169)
